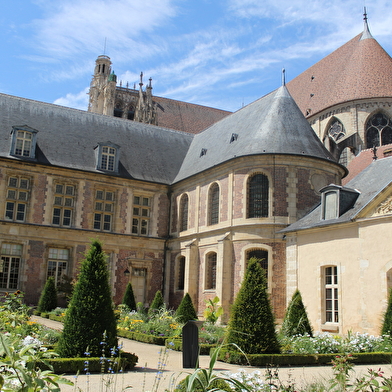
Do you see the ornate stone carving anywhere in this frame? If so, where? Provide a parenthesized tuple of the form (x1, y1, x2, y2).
(374, 196, 392, 216)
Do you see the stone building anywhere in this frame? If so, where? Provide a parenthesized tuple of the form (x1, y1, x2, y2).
(287, 15, 392, 167)
(1, 14, 392, 333)
(88, 54, 231, 134)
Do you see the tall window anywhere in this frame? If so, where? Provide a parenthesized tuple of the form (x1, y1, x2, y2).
(47, 248, 68, 285)
(246, 249, 268, 280)
(52, 184, 75, 227)
(94, 190, 114, 231)
(5, 177, 30, 222)
(177, 256, 185, 290)
(0, 243, 22, 289)
(10, 126, 38, 159)
(100, 146, 116, 171)
(132, 195, 150, 235)
(324, 266, 339, 323)
(366, 113, 392, 148)
(248, 174, 269, 218)
(179, 194, 189, 232)
(208, 183, 219, 225)
(205, 252, 217, 290)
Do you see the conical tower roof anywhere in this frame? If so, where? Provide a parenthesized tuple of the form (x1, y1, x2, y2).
(173, 85, 338, 183)
(287, 19, 392, 117)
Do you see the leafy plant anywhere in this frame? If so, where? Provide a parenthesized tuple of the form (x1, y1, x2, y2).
(172, 344, 251, 392)
(175, 293, 198, 324)
(37, 277, 58, 313)
(281, 289, 313, 337)
(0, 333, 73, 391)
(57, 240, 118, 357)
(226, 258, 280, 354)
(203, 296, 223, 325)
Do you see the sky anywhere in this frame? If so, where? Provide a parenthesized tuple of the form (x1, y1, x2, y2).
(1, 0, 392, 113)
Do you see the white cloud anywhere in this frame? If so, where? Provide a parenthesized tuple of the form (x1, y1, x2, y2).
(53, 87, 89, 110)
(31, 0, 177, 59)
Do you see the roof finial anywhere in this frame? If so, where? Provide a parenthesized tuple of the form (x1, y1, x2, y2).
(282, 68, 286, 86)
(139, 72, 143, 86)
(361, 7, 373, 40)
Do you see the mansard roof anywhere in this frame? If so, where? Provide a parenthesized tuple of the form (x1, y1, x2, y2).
(173, 85, 339, 183)
(0, 93, 193, 184)
(287, 24, 392, 118)
(282, 156, 392, 232)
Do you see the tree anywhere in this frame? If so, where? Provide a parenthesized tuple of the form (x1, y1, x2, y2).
(57, 240, 118, 357)
(37, 277, 58, 313)
(148, 290, 164, 315)
(281, 289, 313, 337)
(226, 258, 280, 354)
(122, 282, 137, 312)
(175, 293, 198, 324)
(382, 288, 392, 336)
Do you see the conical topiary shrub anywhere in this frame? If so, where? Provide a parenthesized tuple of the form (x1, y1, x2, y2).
(57, 240, 118, 357)
(122, 282, 137, 312)
(175, 292, 198, 324)
(281, 289, 313, 337)
(37, 277, 58, 313)
(226, 258, 280, 354)
(382, 288, 392, 336)
(148, 290, 164, 315)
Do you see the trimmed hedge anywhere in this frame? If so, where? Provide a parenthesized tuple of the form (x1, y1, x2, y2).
(218, 348, 392, 366)
(36, 352, 138, 374)
(117, 328, 167, 345)
(165, 338, 216, 355)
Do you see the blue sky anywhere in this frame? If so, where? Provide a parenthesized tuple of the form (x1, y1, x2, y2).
(1, 0, 392, 113)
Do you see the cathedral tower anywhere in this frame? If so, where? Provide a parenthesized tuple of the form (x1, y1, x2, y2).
(88, 55, 117, 115)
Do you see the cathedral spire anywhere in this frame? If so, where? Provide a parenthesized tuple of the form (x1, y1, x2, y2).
(361, 7, 373, 40)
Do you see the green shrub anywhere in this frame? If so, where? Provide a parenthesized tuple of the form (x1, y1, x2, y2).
(122, 282, 137, 311)
(57, 240, 118, 357)
(382, 288, 392, 336)
(37, 277, 58, 313)
(175, 293, 198, 324)
(281, 289, 313, 337)
(148, 290, 164, 315)
(226, 258, 280, 354)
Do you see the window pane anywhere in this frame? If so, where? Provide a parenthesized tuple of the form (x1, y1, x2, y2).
(248, 174, 269, 218)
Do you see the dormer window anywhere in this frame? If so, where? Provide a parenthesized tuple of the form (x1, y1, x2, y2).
(321, 185, 360, 220)
(10, 126, 38, 159)
(95, 142, 120, 172)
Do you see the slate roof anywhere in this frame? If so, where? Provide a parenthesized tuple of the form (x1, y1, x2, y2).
(153, 95, 231, 134)
(173, 85, 340, 183)
(0, 93, 193, 185)
(282, 156, 392, 232)
(287, 22, 392, 118)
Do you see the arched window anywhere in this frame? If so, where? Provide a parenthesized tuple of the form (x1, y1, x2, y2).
(177, 256, 185, 290)
(366, 113, 392, 148)
(205, 252, 217, 290)
(208, 183, 219, 225)
(328, 118, 345, 142)
(247, 174, 269, 218)
(179, 194, 189, 232)
(246, 248, 268, 280)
